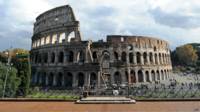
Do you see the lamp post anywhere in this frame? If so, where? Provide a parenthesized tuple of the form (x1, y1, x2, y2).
(2, 48, 12, 98)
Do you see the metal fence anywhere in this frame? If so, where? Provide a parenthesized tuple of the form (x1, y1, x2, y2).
(1, 83, 200, 99)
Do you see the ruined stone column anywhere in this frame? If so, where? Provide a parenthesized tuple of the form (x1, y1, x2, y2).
(97, 72, 101, 88)
(133, 53, 137, 65)
(135, 71, 138, 83)
(143, 71, 146, 82)
(147, 54, 150, 65)
(140, 54, 144, 65)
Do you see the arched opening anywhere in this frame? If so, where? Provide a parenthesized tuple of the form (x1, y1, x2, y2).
(35, 53, 38, 63)
(65, 72, 73, 88)
(125, 71, 129, 83)
(57, 72, 63, 87)
(143, 52, 148, 64)
(38, 54, 42, 63)
(137, 52, 141, 64)
(159, 53, 162, 64)
(44, 53, 48, 63)
(121, 52, 127, 62)
(51, 52, 55, 63)
(161, 70, 164, 80)
(92, 52, 98, 62)
(130, 70, 136, 83)
(114, 72, 121, 84)
(138, 70, 143, 82)
(68, 51, 74, 62)
(58, 51, 64, 63)
(48, 73, 54, 86)
(42, 72, 46, 86)
(114, 51, 119, 60)
(155, 53, 158, 64)
(59, 33, 65, 43)
(157, 70, 160, 80)
(78, 51, 85, 63)
(151, 70, 156, 81)
(150, 52, 153, 64)
(36, 72, 40, 85)
(129, 53, 133, 63)
(68, 31, 75, 42)
(45, 35, 50, 44)
(102, 52, 110, 69)
(90, 73, 97, 87)
(52, 34, 57, 44)
(145, 71, 150, 82)
(41, 37, 45, 45)
(78, 73, 84, 87)
(164, 70, 167, 80)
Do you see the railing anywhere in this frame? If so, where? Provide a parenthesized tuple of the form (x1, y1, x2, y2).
(1, 83, 200, 100)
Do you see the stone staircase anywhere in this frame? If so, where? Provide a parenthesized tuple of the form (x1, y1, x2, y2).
(76, 96, 136, 104)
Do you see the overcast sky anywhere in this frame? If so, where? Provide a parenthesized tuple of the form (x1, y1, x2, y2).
(0, 0, 200, 51)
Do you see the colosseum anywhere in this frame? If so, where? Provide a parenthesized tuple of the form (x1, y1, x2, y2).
(30, 5, 172, 90)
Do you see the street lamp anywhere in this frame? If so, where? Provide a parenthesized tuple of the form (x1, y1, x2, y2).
(2, 49, 12, 98)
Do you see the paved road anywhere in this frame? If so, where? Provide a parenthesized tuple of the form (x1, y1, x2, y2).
(0, 101, 200, 112)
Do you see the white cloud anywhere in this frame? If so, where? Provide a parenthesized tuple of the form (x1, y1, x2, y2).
(1, 0, 200, 50)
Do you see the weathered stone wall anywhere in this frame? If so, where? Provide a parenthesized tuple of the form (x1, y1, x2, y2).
(30, 5, 173, 89)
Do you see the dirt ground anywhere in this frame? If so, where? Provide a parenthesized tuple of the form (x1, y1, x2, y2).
(0, 101, 200, 112)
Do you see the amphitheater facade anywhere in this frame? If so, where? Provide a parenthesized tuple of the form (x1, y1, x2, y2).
(30, 5, 172, 89)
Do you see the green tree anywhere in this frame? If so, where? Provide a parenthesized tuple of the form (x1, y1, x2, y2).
(0, 62, 21, 97)
(175, 44, 198, 66)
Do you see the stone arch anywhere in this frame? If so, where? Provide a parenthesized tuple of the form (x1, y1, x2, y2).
(155, 53, 158, 64)
(114, 51, 119, 60)
(36, 72, 40, 85)
(101, 51, 110, 69)
(59, 33, 65, 43)
(38, 54, 42, 63)
(138, 70, 143, 82)
(164, 70, 167, 80)
(136, 52, 141, 64)
(45, 35, 50, 44)
(65, 72, 73, 88)
(90, 72, 97, 86)
(125, 71, 129, 83)
(149, 52, 153, 64)
(159, 53, 162, 64)
(44, 53, 48, 63)
(162, 53, 165, 64)
(42, 72, 46, 86)
(51, 52, 55, 63)
(121, 52, 127, 62)
(52, 34, 57, 44)
(48, 72, 54, 86)
(114, 71, 121, 84)
(156, 70, 160, 80)
(41, 37, 45, 45)
(77, 50, 85, 63)
(145, 71, 150, 82)
(161, 70, 164, 80)
(143, 52, 148, 64)
(92, 51, 98, 62)
(58, 51, 64, 63)
(67, 31, 75, 42)
(68, 51, 74, 62)
(77, 72, 85, 87)
(129, 53, 133, 63)
(35, 53, 38, 63)
(130, 70, 136, 83)
(151, 70, 156, 81)
(57, 72, 63, 87)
